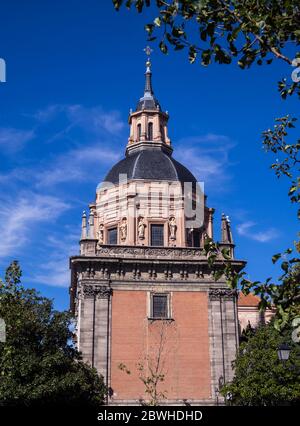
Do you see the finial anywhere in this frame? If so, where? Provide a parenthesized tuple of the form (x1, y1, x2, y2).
(144, 46, 153, 71)
(144, 45, 153, 59)
(88, 210, 95, 239)
(221, 212, 233, 245)
(81, 210, 87, 240)
(135, 45, 161, 111)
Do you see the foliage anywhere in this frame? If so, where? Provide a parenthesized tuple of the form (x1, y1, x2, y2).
(119, 359, 167, 406)
(112, 0, 300, 69)
(136, 360, 166, 406)
(205, 239, 300, 330)
(0, 261, 106, 406)
(222, 322, 300, 405)
(262, 115, 300, 210)
(239, 322, 255, 344)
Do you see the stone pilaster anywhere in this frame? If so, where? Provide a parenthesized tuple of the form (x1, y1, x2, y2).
(78, 283, 112, 386)
(208, 288, 238, 402)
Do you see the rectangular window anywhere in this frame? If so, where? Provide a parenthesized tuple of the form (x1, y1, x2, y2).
(151, 224, 164, 246)
(193, 230, 201, 247)
(152, 294, 168, 319)
(186, 229, 201, 247)
(107, 227, 117, 244)
(186, 229, 193, 247)
(148, 122, 153, 140)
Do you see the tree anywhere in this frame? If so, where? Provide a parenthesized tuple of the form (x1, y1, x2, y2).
(112, 1, 300, 68)
(112, 0, 300, 330)
(0, 261, 106, 406)
(119, 320, 169, 405)
(239, 322, 255, 344)
(221, 321, 300, 405)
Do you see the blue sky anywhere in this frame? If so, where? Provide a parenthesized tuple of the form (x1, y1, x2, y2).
(0, 1, 298, 311)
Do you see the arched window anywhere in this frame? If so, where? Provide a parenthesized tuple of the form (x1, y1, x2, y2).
(137, 124, 141, 141)
(148, 122, 153, 140)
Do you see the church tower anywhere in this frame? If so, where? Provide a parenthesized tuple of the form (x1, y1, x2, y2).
(69, 51, 245, 405)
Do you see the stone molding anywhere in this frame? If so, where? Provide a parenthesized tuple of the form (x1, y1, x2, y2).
(83, 284, 112, 299)
(209, 288, 238, 300)
(96, 245, 205, 259)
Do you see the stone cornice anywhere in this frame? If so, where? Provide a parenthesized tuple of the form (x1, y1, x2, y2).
(78, 243, 244, 264)
(97, 245, 206, 259)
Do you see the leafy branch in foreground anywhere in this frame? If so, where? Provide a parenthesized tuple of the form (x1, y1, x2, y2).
(204, 239, 300, 331)
(262, 115, 300, 213)
(113, 0, 300, 69)
(204, 113, 300, 330)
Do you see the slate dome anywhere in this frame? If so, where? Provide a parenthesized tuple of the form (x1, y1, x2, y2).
(103, 147, 197, 185)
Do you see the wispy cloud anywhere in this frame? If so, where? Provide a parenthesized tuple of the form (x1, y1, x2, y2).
(31, 233, 78, 287)
(66, 104, 125, 136)
(0, 104, 125, 287)
(0, 128, 35, 153)
(0, 144, 120, 188)
(0, 193, 70, 257)
(33, 104, 125, 138)
(236, 221, 279, 243)
(35, 145, 121, 187)
(1, 104, 124, 188)
(174, 134, 236, 188)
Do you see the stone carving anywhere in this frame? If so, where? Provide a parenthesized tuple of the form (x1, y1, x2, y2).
(96, 245, 205, 259)
(209, 288, 237, 301)
(97, 223, 104, 247)
(120, 218, 127, 241)
(83, 284, 112, 299)
(169, 217, 177, 240)
(138, 218, 146, 239)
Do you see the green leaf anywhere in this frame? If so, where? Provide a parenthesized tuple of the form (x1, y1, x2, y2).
(159, 41, 168, 54)
(145, 24, 154, 34)
(201, 49, 211, 65)
(154, 17, 161, 27)
(281, 261, 289, 273)
(272, 253, 281, 264)
(188, 45, 197, 64)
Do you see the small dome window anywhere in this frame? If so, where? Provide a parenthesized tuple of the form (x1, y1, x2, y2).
(148, 122, 153, 141)
(137, 123, 141, 141)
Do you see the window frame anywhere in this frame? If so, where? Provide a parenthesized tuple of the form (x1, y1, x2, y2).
(107, 227, 118, 245)
(150, 292, 171, 320)
(150, 223, 164, 247)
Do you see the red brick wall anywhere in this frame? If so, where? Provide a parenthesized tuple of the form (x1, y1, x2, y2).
(110, 290, 211, 401)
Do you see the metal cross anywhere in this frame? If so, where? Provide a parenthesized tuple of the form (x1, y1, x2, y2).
(144, 46, 153, 58)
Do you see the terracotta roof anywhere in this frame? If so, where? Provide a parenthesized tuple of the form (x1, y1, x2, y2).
(238, 292, 260, 307)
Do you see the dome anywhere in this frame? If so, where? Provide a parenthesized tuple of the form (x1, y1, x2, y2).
(102, 147, 197, 186)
